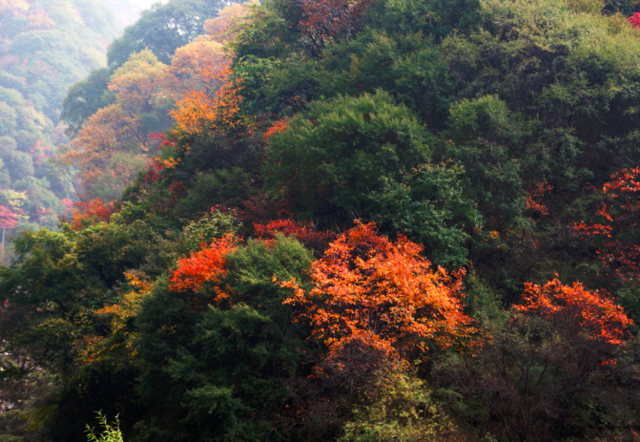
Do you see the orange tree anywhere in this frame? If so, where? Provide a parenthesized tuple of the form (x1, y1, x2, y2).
(274, 221, 477, 438)
(280, 221, 475, 361)
(170, 64, 247, 135)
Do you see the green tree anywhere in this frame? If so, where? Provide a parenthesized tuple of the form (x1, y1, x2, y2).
(265, 90, 431, 226)
(62, 68, 113, 136)
(134, 235, 313, 441)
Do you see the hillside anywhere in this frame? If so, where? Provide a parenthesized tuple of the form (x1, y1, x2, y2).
(3, 0, 640, 441)
(0, 0, 119, 235)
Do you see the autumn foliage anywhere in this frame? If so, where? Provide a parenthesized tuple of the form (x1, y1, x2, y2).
(70, 198, 119, 230)
(79, 272, 154, 366)
(170, 64, 246, 135)
(168, 233, 238, 295)
(253, 218, 334, 251)
(281, 221, 474, 359)
(298, 0, 373, 46)
(262, 117, 289, 141)
(59, 2, 254, 201)
(525, 181, 552, 216)
(514, 278, 632, 346)
(629, 12, 640, 28)
(574, 168, 640, 281)
(0, 206, 19, 230)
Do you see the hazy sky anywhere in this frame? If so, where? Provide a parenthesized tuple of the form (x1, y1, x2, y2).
(97, 0, 164, 27)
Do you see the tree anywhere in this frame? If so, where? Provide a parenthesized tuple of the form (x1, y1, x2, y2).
(134, 235, 313, 440)
(368, 163, 481, 266)
(169, 63, 247, 135)
(203, 0, 258, 42)
(253, 217, 335, 254)
(62, 68, 113, 136)
(340, 360, 465, 442)
(70, 198, 119, 230)
(166, 38, 227, 95)
(515, 278, 632, 346)
(281, 221, 475, 360)
(265, 91, 431, 226)
(61, 1, 249, 201)
(437, 278, 633, 441)
(60, 51, 172, 199)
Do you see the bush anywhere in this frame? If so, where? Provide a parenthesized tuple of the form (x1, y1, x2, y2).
(86, 412, 124, 442)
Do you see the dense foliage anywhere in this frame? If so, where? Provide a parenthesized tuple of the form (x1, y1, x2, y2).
(5, 0, 640, 440)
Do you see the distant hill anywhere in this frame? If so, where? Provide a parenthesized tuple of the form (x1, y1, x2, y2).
(0, 0, 120, 230)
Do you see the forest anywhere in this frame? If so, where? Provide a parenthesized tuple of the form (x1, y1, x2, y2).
(3, 0, 640, 440)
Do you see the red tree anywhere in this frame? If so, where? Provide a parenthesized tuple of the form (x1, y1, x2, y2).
(0, 206, 18, 231)
(253, 218, 334, 252)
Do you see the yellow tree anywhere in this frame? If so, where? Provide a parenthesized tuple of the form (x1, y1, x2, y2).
(166, 39, 227, 95)
(108, 49, 172, 119)
(168, 0, 257, 134)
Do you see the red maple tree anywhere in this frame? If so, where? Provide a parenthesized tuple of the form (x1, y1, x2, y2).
(0, 206, 18, 231)
(0, 206, 18, 261)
